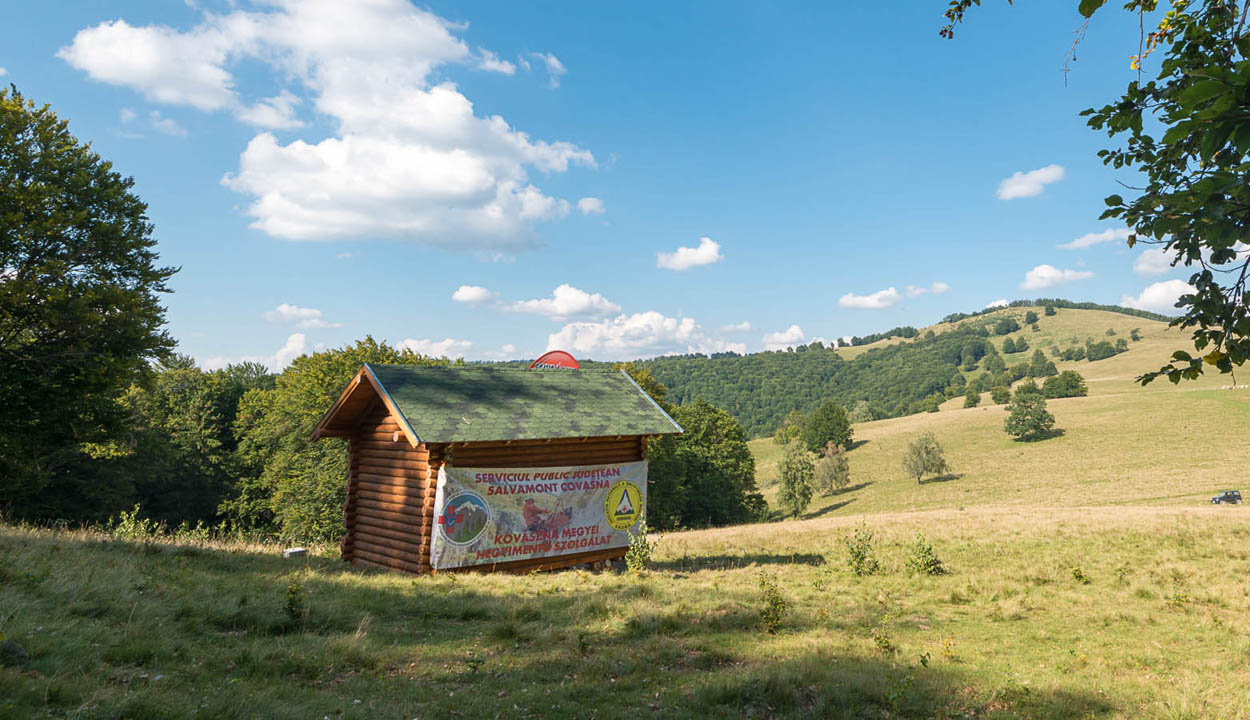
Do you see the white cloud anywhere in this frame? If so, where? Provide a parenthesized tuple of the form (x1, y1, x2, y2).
(1121, 279, 1194, 314)
(201, 332, 306, 372)
(719, 321, 752, 333)
(119, 107, 137, 123)
(401, 337, 472, 358)
(656, 236, 723, 271)
(1021, 264, 1094, 290)
(985, 299, 1009, 309)
(997, 164, 1065, 200)
(477, 49, 515, 75)
(577, 197, 605, 215)
(61, 2, 594, 254)
(335, 252, 354, 260)
(235, 90, 304, 129)
(451, 284, 495, 305)
(762, 325, 805, 351)
(547, 311, 743, 359)
(1059, 227, 1130, 250)
(149, 110, 187, 137)
(904, 281, 950, 298)
(262, 303, 342, 328)
(1134, 247, 1173, 277)
(506, 284, 620, 320)
(839, 287, 901, 309)
(0, 68, 7, 77)
(58, 19, 240, 110)
(530, 52, 567, 87)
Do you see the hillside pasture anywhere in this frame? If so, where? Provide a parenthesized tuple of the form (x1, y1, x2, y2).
(3, 506, 1249, 719)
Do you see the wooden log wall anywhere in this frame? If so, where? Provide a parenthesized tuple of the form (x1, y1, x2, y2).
(344, 405, 441, 575)
(343, 417, 650, 576)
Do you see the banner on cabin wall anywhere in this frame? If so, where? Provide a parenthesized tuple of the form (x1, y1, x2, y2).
(430, 460, 647, 570)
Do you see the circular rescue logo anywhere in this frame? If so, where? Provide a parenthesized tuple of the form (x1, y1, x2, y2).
(437, 491, 491, 546)
(604, 481, 643, 531)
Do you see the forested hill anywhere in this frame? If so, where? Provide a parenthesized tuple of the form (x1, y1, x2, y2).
(634, 301, 1168, 438)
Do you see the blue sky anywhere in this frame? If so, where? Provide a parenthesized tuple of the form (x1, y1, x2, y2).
(5, 1, 1193, 367)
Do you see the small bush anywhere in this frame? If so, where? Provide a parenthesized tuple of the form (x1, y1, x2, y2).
(906, 534, 947, 576)
(625, 520, 658, 575)
(282, 582, 308, 622)
(758, 574, 789, 633)
(844, 522, 880, 576)
(813, 442, 850, 494)
(990, 386, 1011, 405)
(871, 613, 895, 653)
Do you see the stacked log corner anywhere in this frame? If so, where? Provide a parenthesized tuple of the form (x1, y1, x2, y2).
(343, 405, 439, 575)
(343, 414, 648, 576)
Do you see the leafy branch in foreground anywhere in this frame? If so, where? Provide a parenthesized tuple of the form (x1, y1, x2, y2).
(946, 1, 1250, 385)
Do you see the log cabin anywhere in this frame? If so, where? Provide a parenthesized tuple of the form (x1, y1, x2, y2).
(311, 363, 683, 574)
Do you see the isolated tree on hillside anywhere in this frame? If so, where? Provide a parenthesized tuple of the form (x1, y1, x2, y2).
(990, 386, 1012, 405)
(1004, 394, 1057, 442)
(1131, 328, 1142, 342)
(0, 88, 178, 520)
(847, 400, 874, 424)
(902, 432, 950, 484)
(1029, 349, 1058, 378)
(800, 400, 852, 453)
(813, 441, 850, 494)
(772, 409, 804, 445)
(963, 386, 980, 408)
(777, 440, 814, 517)
(1002, 337, 1017, 354)
(1044, 305, 1056, 317)
(1015, 337, 1030, 353)
(1024, 310, 1039, 325)
(1042, 371, 1088, 399)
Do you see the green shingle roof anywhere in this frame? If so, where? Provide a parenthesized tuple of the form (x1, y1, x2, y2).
(364, 364, 682, 444)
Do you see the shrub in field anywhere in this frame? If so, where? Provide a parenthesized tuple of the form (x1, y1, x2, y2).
(813, 442, 850, 494)
(844, 522, 880, 576)
(963, 387, 980, 408)
(800, 400, 853, 453)
(776, 440, 814, 517)
(902, 432, 949, 484)
(625, 520, 658, 575)
(1042, 370, 1088, 399)
(1024, 310, 1039, 324)
(1004, 394, 1057, 441)
(990, 385, 1012, 404)
(758, 574, 789, 633)
(283, 582, 307, 622)
(906, 533, 947, 576)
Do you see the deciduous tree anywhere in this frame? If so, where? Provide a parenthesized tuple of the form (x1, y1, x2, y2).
(777, 440, 814, 517)
(0, 88, 176, 520)
(902, 432, 950, 484)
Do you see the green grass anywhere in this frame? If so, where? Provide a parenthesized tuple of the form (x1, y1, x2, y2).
(5, 307, 1249, 718)
(4, 508, 1250, 719)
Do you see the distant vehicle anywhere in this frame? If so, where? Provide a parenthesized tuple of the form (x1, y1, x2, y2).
(1211, 490, 1242, 505)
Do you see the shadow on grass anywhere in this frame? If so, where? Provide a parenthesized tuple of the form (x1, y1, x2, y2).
(918, 473, 964, 486)
(1, 530, 1116, 720)
(1013, 428, 1066, 442)
(802, 498, 856, 519)
(847, 439, 871, 451)
(691, 650, 1114, 719)
(653, 552, 827, 572)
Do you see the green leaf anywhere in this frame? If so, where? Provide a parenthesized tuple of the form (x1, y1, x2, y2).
(1104, 194, 1123, 207)
(1180, 80, 1228, 108)
(1078, 0, 1107, 18)
(1172, 350, 1193, 362)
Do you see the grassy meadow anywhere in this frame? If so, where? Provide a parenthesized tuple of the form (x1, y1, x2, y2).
(3, 306, 1249, 719)
(4, 507, 1250, 719)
